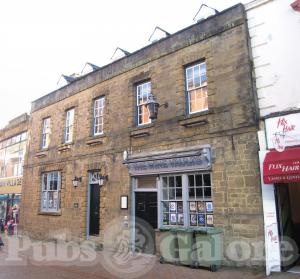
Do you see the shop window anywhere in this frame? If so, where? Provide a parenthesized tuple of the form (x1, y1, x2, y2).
(160, 173, 213, 227)
(0, 132, 27, 178)
(41, 171, 61, 213)
(188, 173, 213, 226)
(42, 117, 51, 149)
(137, 81, 151, 126)
(186, 62, 208, 114)
(161, 175, 184, 226)
(64, 108, 75, 143)
(93, 97, 105, 136)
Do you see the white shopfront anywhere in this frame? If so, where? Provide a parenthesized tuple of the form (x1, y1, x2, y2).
(259, 112, 300, 275)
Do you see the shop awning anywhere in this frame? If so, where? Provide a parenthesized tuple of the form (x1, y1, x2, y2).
(263, 147, 300, 184)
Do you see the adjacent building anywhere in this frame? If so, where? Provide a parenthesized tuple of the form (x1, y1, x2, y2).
(20, 4, 264, 267)
(245, 0, 300, 274)
(0, 113, 28, 232)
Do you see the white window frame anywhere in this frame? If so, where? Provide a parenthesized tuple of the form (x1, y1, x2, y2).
(40, 171, 61, 213)
(159, 172, 213, 228)
(64, 108, 75, 143)
(42, 117, 51, 149)
(137, 81, 151, 126)
(186, 62, 208, 114)
(93, 97, 105, 136)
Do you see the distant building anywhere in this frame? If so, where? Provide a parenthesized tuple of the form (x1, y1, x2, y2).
(0, 113, 28, 233)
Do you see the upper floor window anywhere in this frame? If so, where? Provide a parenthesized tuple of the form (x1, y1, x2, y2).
(42, 117, 51, 149)
(41, 171, 61, 212)
(186, 62, 208, 114)
(93, 97, 105, 136)
(137, 81, 151, 125)
(64, 108, 74, 143)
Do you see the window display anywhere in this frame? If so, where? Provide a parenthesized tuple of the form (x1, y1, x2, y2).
(188, 173, 213, 227)
(160, 173, 213, 227)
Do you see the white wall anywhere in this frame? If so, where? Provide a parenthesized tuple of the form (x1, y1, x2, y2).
(246, 0, 300, 117)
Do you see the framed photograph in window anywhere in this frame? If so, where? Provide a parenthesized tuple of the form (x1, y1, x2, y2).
(206, 214, 214, 226)
(206, 202, 213, 212)
(169, 202, 176, 212)
(190, 214, 197, 226)
(198, 214, 205, 226)
(189, 201, 196, 212)
(170, 213, 177, 225)
(197, 201, 205, 212)
(177, 214, 184, 225)
(177, 202, 183, 213)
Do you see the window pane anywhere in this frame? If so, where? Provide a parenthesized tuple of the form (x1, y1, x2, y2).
(186, 68, 193, 80)
(42, 174, 47, 190)
(162, 201, 169, 212)
(189, 88, 208, 113)
(41, 171, 60, 212)
(189, 187, 195, 199)
(42, 192, 47, 209)
(176, 176, 182, 188)
(200, 63, 206, 74)
(194, 75, 201, 88)
(48, 192, 54, 209)
(201, 74, 207, 86)
(204, 187, 212, 198)
(195, 175, 202, 186)
(42, 118, 51, 148)
(203, 174, 211, 186)
(169, 176, 175, 188)
(137, 176, 156, 189)
(187, 62, 208, 114)
(188, 175, 194, 186)
(196, 187, 203, 198)
(187, 79, 194, 90)
(176, 188, 182, 199)
(65, 108, 74, 143)
(137, 82, 151, 125)
(162, 177, 168, 188)
(163, 188, 168, 200)
(93, 97, 104, 135)
(169, 188, 175, 200)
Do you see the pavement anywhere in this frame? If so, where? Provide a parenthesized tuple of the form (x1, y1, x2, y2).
(0, 235, 299, 279)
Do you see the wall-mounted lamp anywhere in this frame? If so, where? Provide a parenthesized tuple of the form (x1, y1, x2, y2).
(98, 175, 108, 186)
(72, 176, 82, 188)
(145, 92, 168, 120)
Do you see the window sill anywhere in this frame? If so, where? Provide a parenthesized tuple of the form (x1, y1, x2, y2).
(58, 142, 73, 152)
(178, 111, 211, 128)
(130, 123, 154, 138)
(35, 149, 48, 158)
(181, 109, 212, 119)
(38, 211, 61, 216)
(86, 134, 105, 146)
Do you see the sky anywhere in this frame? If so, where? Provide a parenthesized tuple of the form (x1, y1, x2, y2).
(0, 0, 244, 129)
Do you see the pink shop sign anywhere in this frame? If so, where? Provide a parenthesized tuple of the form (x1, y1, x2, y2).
(265, 112, 300, 152)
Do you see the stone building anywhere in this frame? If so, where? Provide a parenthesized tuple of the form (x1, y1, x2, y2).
(0, 113, 28, 233)
(20, 4, 264, 266)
